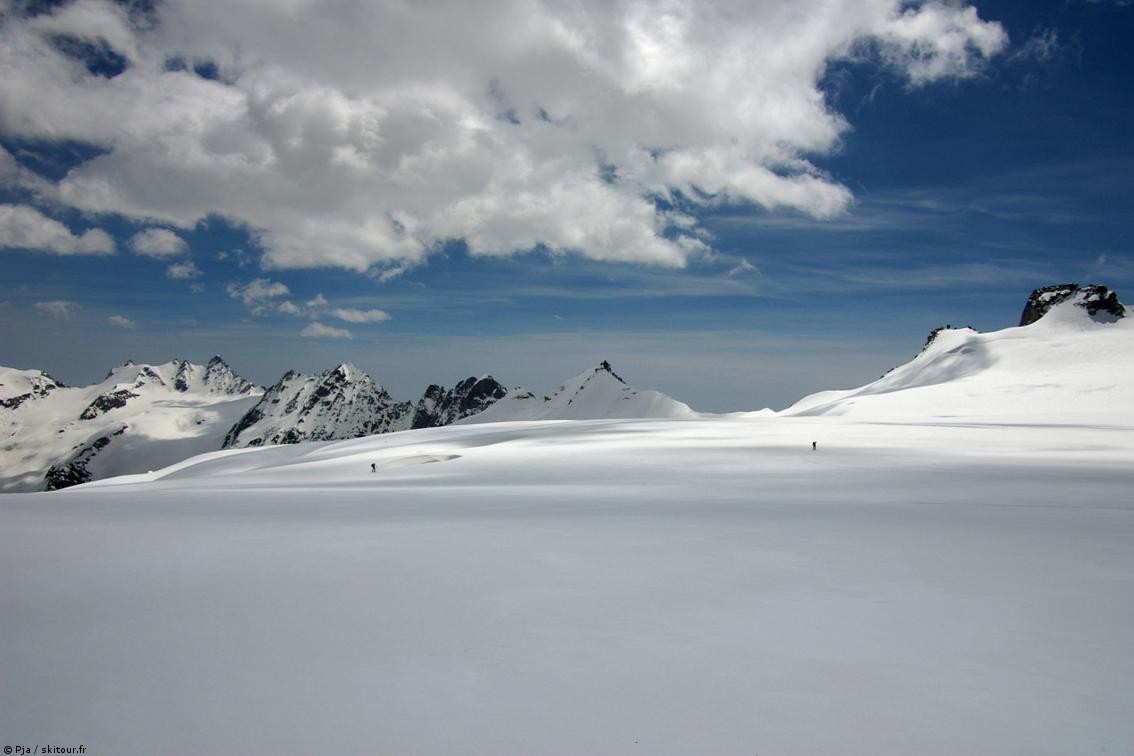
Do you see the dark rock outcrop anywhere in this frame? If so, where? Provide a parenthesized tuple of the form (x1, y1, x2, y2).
(0, 370, 65, 410)
(1019, 284, 1125, 326)
(411, 376, 508, 429)
(44, 428, 125, 490)
(79, 389, 139, 420)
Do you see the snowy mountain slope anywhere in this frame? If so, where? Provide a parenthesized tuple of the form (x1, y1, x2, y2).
(0, 357, 261, 492)
(6, 413, 1132, 755)
(222, 363, 414, 448)
(0, 366, 66, 409)
(462, 360, 697, 423)
(782, 285, 1133, 423)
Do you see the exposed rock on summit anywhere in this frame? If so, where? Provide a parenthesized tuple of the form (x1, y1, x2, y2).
(411, 376, 508, 429)
(1019, 284, 1125, 326)
(222, 364, 414, 448)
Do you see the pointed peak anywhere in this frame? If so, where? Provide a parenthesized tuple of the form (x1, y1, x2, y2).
(206, 355, 227, 367)
(327, 362, 361, 379)
(593, 360, 625, 384)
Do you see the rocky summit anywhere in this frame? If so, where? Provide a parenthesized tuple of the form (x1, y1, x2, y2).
(222, 364, 415, 448)
(411, 376, 509, 429)
(1019, 283, 1125, 326)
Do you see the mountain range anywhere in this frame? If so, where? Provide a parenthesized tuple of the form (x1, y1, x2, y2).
(1, 353, 685, 491)
(1, 283, 1127, 492)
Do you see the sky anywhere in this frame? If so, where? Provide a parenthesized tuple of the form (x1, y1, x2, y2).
(1, 0, 1132, 412)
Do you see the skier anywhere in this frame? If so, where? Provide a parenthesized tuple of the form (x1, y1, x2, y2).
(812, 441, 816, 451)
(370, 462, 376, 472)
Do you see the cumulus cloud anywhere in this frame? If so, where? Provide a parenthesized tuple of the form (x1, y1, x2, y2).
(226, 277, 291, 315)
(330, 307, 391, 323)
(0, 204, 114, 255)
(301, 322, 353, 340)
(108, 314, 135, 329)
(129, 228, 188, 258)
(276, 300, 303, 316)
(166, 260, 202, 279)
(0, 0, 1008, 272)
(35, 300, 80, 319)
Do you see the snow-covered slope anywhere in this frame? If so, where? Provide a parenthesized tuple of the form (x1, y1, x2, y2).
(222, 363, 414, 447)
(0, 356, 261, 492)
(463, 360, 696, 423)
(782, 285, 1132, 423)
(5, 412, 1132, 754)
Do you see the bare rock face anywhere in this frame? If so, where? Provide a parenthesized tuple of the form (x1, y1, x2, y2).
(1019, 284, 1125, 326)
(411, 376, 508, 429)
(44, 426, 127, 491)
(79, 389, 139, 420)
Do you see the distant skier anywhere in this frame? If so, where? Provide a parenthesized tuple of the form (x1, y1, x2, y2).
(812, 441, 816, 451)
(370, 462, 376, 472)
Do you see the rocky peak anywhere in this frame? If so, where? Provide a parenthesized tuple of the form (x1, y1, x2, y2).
(411, 375, 508, 429)
(223, 364, 411, 448)
(595, 360, 626, 384)
(174, 360, 193, 392)
(1019, 284, 1125, 326)
(201, 356, 257, 395)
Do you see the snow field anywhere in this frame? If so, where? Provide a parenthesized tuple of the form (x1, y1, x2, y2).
(2, 414, 1132, 755)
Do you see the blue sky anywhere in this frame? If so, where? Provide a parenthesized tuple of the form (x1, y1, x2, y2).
(1, 0, 1132, 411)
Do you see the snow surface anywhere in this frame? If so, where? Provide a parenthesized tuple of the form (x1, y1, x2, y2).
(1, 299, 1132, 754)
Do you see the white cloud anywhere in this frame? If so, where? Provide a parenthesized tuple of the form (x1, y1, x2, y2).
(276, 300, 303, 316)
(869, 3, 1008, 84)
(166, 260, 202, 279)
(129, 228, 188, 258)
(727, 259, 760, 278)
(0, 0, 1008, 272)
(35, 300, 80, 319)
(1009, 28, 1060, 64)
(0, 204, 114, 255)
(226, 277, 291, 315)
(301, 322, 353, 340)
(0, 146, 53, 194)
(330, 307, 391, 323)
(108, 314, 135, 329)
